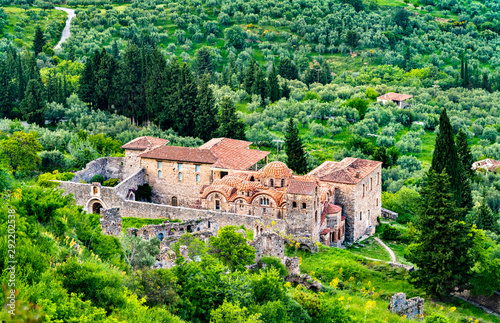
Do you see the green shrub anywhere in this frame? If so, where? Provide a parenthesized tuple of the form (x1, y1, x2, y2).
(91, 174, 105, 184)
(259, 256, 288, 278)
(102, 178, 120, 187)
(425, 314, 450, 323)
(379, 223, 401, 241)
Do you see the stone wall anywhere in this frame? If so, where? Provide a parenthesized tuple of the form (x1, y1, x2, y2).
(285, 192, 321, 241)
(388, 293, 424, 320)
(334, 165, 381, 243)
(114, 169, 146, 199)
(250, 231, 285, 262)
(100, 208, 122, 236)
(141, 158, 212, 206)
(456, 291, 500, 314)
(72, 157, 132, 183)
(127, 217, 213, 242)
(381, 208, 398, 220)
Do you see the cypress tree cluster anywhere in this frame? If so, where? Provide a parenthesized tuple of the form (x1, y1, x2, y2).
(430, 108, 471, 216)
(285, 117, 308, 174)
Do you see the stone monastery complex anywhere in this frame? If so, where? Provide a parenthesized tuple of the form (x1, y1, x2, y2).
(59, 136, 382, 245)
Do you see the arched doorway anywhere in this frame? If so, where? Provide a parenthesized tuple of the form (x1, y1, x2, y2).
(92, 201, 103, 214)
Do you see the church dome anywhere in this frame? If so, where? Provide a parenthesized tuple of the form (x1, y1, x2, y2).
(258, 161, 293, 178)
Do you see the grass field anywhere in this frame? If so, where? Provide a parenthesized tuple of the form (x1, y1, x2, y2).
(296, 247, 500, 322)
(2, 6, 67, 47)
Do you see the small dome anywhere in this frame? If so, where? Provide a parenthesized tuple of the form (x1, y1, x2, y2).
(258, 161, 293, 178)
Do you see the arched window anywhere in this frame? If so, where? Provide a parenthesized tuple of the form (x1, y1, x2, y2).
(362, 184, 365, 197)
(157, 232, 164, 241)
(376, 198, 379, 207)
(270, 179, 274, 187)
(178, 172, 183, 181)
(278, 211, 281, 219)
(172, 196, 178, 206)
(250, 176, 255, 181)
(302, 203, 306, 209)
(281, 179, 285, 187)
(292, 201, 297, 208)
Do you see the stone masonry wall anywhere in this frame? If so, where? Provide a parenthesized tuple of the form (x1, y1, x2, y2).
(58, 179, 288, 234)
(334, 165, 381, 243)
(141, 158, 212, 206)
(71, 157, 136, 183)
(100, 208, 122, 236)
(388, 293, 424, 320)
(114, 169, 146, 199)
(250, 231, 285, 262)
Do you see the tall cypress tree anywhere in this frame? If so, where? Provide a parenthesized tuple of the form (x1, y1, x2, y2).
(195, 47, 213, 78)
(33, 25, 46, 56)
(96, 49, 116, 111)
(79, 50, 100, 107)
(456, 129, 474, 179)
(170, 64, 198, 136)
(278, 57, 298, 80)
(252, 66, 267, 105)
(216, 96, 245, 140)
(145, 48, 167, 126)
(194, 74, 218, 141)
(268, 64, 280, 103)
(244, 59, 256, 94)
(21, 79, 46, 126)
(0, 59, 13, 118)
(407, 170, 475, 297)
(430, 108, 465, 211)
(285, 117, 308, 174)
(281, 80, 291, 99)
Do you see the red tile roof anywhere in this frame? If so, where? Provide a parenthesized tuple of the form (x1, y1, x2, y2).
(200, 138, 269, 170)
(121, 136, 169, 150)
(309, 158, 382, 184)
(377, 92, 413, 101)
(288, 179, 317, 195)
(321, 228, 331, 235)
(138, 145, 217, 164)
(325, 203, 342, 214)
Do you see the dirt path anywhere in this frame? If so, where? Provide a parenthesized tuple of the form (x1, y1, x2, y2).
(54, 7, 76, 49)
(374, 237, 397, 262)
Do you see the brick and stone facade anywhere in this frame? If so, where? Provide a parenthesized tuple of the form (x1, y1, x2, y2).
(58, 137, 381, 245)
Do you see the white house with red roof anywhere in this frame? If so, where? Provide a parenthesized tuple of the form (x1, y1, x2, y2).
(377, 92, 413, 108)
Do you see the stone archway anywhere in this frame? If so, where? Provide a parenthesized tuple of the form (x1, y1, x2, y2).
(86, 198, 108, 214)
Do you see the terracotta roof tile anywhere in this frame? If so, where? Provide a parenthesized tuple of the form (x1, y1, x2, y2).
(200, 138, 269, 170)
(377, 92, 413, 101)
(288, 179, 317, 195)
(309, 158, 382, 184)
(257, 161, 293, 178)
(200, 185, 236, 199)
(139, 145, 217, 164)
(325, 203, 342, 214)
(252, 190, 285, 205)
(121, 136, 169, 150)
(321, 228, 331, 235)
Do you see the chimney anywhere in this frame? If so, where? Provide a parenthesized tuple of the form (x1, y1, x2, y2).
(355, 171, 360, 178)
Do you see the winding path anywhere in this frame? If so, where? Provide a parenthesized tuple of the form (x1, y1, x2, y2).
(374, 237, 396, 262)
(54, 7, 76, 49)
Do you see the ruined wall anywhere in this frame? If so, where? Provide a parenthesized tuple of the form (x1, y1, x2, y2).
(381, 208, 398, 220)
(114, 169, 146, 199)
(100, 208, 122, 236)
(250, 231, 285, 262)
(71, 157, 136, 183)
(388, 293, 424, 320)
(141, 158, 212, 206)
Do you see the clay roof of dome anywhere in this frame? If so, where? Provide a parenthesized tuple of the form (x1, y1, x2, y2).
(319, 187, 330, 203)
(257, 161, 293, 178)
(252, 189, 285, 206)
(214, 175, 265, 191)
(200, 185, 236, 199)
